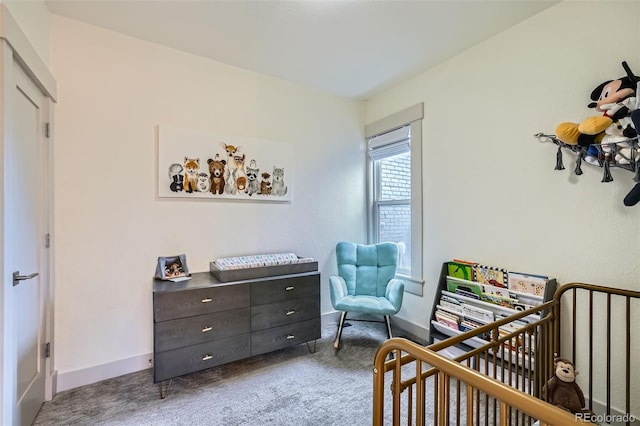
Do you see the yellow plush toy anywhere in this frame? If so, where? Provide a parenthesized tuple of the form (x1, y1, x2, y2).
(555, 117, 610, 146)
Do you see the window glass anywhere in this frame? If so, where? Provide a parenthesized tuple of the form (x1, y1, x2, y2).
(379, 152, 411, 201)
(378, 204, 411, 272)
(369, 126, 412, 275)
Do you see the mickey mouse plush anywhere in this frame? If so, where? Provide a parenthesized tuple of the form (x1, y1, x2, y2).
(556, 61, 638, 147)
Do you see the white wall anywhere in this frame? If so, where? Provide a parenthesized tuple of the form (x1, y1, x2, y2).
(49, 15, 366, 389)
(366, 0, 640, 415)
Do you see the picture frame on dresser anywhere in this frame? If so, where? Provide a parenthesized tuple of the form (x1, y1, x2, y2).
(154, 254, 190, 281)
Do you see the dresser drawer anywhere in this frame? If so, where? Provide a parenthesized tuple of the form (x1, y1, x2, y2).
(154, 333, 250, 383)
(251, 318, 321, 356)
(251, 296, 319, 331)
(154, 284, 250, 322)
(154, 307, 250, 353)
(250, 274, 319, 305)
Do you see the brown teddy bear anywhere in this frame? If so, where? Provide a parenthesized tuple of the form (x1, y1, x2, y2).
(207, 156, 226, 195)
(543, 354, 594, 416)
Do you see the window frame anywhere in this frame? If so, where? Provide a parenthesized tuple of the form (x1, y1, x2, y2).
(365, 104, 424, 295)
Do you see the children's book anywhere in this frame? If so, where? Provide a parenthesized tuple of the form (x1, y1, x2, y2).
(461, 303, 494, 323)
(481, 293, 518, 309)
(435, 310, 460, 330)
(508, 272, 548, 297)
(447, 260, 475, 281)
(473, 264, 508, 288)
(446, 276, 483, 298)
(437, 303, 463, 317)
(481, 283, 517, 300)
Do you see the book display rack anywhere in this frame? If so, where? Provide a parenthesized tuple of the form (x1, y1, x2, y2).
(430, 260, 557, 367)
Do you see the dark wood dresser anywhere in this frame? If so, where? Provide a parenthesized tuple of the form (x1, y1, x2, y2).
(152, 271, 321, 393)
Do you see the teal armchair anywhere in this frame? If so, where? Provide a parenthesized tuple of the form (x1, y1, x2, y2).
(329, 241, 405, 352)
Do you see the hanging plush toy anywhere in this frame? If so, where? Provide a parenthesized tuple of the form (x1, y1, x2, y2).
(623, 81, 640, 206)
(556, 61, 638, 148)
(555, 61, 640, 205)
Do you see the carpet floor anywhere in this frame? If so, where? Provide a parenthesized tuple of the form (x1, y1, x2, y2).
(34, 320, 426, 426)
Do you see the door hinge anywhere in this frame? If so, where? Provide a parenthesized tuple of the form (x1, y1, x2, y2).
(45, 342, 50, 358)
(45, 233, 50, 248)
(45, 122, 51, 138)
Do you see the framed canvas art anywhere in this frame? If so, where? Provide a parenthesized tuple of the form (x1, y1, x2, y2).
(158, 125, 293, 201)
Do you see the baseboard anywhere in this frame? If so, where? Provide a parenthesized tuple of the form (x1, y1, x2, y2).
(588, 399, 639, 425)
(321, 311, 341, 327)
(321, 310, 428, 343)
(390, 316, 428, 342)
(56, 353, 151, 392)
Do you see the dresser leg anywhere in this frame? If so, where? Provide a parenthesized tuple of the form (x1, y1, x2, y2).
(158, 379, 173, 399)
(306, 339, 317, 354)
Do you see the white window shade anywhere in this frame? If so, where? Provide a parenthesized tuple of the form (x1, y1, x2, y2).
(368, 126, 410, 161)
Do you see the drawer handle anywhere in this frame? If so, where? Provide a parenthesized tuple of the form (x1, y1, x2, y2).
(286, 335, 295, 340)
(285, 286, 294, 291)
(201, 298, 212, 303)
(202, 326, 212, 333)
(286, 310, 296, 316)
(202, 354, 213, 361)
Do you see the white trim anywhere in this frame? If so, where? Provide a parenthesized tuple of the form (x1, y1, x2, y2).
(57, 354, 152, 392)
(323, 310, 428, 342)
(365, 103, 423, 139)
(397, 274, 424, 296)
(366, 104, 424, 295)
(321, 311, 342, 326)
(44, 370, 57, 401)
(44, 97, 56, 402)
(409, 119, 423, 293)
(0, 4, 57, 101)
(0, 36, 12, 426)
(390, 315, 429, 342)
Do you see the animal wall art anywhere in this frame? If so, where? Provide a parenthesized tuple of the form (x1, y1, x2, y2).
(158, 125, 293, 201)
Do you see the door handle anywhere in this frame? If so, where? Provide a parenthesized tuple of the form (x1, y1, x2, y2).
(13, 271, 38, 287)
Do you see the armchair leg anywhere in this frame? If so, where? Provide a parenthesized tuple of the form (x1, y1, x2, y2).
(384, 315, 393, 339)
(333, 311, 347, 352)
(384, 315, 395, 360)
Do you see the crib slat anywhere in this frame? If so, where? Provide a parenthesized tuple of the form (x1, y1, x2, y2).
(588, 289, 593, 412)
(606, 292, 611, 416)
(626, 296, 631, 426)
(500, 401, 508, 426)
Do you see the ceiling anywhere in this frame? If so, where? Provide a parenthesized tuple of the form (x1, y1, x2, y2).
(45, 0, 559, 100)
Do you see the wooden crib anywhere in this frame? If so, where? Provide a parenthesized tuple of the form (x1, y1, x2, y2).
(373, 283, 640, 425)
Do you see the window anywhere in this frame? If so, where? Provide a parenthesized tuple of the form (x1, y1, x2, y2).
(365, 104, 423, 295)
(369, 127, 412, 272)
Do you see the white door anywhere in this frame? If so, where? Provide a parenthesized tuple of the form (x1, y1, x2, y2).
(5, 60, 48, 426)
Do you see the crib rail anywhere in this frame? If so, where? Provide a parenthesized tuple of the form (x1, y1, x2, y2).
(372, 282, 640, 425)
